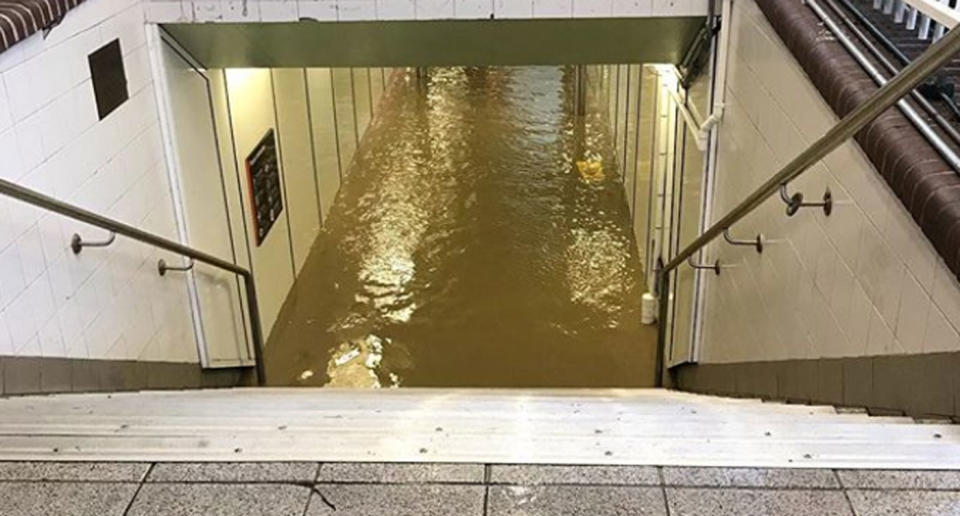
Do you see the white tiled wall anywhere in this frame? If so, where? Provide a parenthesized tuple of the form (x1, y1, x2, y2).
(0, 0, 198, 363)
(142, 0, 706, 22)
(699, 0, 960, 363)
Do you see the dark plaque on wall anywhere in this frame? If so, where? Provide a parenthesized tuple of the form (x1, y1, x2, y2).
(245, 129, 283, 246)
(88, 39, 128, 120)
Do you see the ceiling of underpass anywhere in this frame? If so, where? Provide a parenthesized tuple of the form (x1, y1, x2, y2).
(161, 17, 706, 67)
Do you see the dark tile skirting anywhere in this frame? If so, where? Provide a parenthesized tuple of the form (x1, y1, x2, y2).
(671, 352, 960, 420)
(0, 356, 250, 397)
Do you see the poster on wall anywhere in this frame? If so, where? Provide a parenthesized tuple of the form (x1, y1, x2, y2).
(245, 129, 283, 246)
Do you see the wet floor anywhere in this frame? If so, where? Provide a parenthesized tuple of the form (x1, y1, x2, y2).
(264, 66, 656, 388)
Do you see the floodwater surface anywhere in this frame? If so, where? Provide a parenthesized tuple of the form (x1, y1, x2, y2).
(264, 66, 656, 388)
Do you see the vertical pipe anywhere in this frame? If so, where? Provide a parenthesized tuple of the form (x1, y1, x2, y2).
(329, 68, 344, 181)
(631, 65, 643, 218)
(367, 68, 374, 116)
(613, 65, 621, 144)
(644, 67, 660, 286)
(575, 65, 587, 116)
(267, 71, 299, 277)
(689, 0, 729, 366)
(349, 68, 360, 147)
(654, 265, 669, 387)
(243, 273, 267, 385)
(622, 67, 631, 178)
(302, 69, 325, 226)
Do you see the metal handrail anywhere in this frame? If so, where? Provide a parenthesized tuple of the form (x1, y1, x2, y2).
(0, 177, 266, 385)
(655, 23, 960, 385)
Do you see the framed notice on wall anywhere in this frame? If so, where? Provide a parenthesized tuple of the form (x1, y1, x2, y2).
(245, 129, 283, 246)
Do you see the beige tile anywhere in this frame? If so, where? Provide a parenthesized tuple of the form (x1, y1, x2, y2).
(895, 271, 931, 354)
(866, 308, 895, 356)
(931, 260, 960, 333)
(924, 305, 960, 353)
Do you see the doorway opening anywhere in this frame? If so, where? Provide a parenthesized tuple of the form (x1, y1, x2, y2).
(153, 21, 713, 388)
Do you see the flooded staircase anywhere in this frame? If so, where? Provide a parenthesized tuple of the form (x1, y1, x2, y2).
(0, 388, 956, 468)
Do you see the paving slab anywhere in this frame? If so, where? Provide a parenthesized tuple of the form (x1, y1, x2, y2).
(0, 481, 138, 516)
(307, 483, 485, 515)
(147, 462, 318, 482)
(665, 487, 853, 515)
(846, 489, 960, 515)
(0, 461, 149, 481)
(126, 483, 311, 516)
(487, 485, 667, 515)
(490, 464, 659, 485)
(837, 469, 960, 489)
(662, 467, 839, 488)
(316, 462, 483, 483)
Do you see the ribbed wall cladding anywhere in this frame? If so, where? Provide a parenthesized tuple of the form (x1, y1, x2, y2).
(757, 0, 960, 279)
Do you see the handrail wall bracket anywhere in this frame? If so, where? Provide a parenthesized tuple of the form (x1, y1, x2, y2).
(71, 232, 116, 254)
(687, 255, 721, 275)
(779, 183, 833, 217)
(722, 228, 764, 253)
(158, 258, 195, 277)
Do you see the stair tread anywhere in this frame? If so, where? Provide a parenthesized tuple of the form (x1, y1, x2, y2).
(0, 388, 953, 467)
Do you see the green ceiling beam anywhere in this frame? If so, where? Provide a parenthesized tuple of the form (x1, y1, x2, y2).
(162, 17, 705, 68)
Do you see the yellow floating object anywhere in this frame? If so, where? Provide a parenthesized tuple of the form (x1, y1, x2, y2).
(576, 159, 605, 182)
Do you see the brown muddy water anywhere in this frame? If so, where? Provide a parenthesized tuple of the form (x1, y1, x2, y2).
(264, 66, 656, 388)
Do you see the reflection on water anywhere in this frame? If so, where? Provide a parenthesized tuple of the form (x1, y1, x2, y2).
(264, 66, 656, 388)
